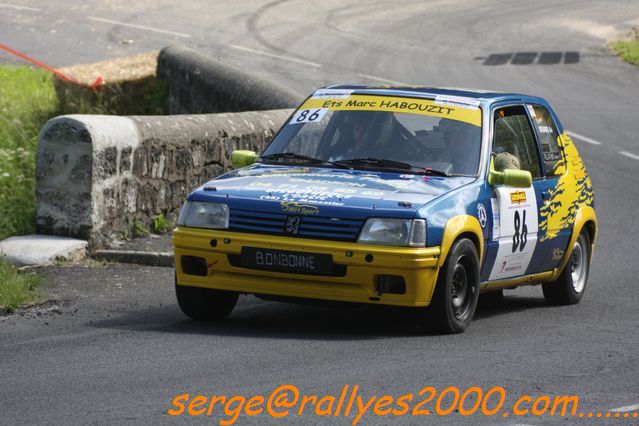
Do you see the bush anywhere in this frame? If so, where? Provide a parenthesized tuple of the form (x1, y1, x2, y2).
(151, 213, 171, 234)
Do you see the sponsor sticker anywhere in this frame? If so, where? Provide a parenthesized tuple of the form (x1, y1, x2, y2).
(526, 104, 537, 117)
(280, 201, 320, 215)
(510, 191, 527, 204)
(489, 187, 538, 281)
(311, 89, 353, 99)
(297, 94, 481, 126)
(543, 152, 562, 161)
(434, 95, 480, 110)
(491, 197, 500, 240)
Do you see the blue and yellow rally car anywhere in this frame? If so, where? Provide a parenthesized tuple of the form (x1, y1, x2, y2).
(173, 86, 597, 333)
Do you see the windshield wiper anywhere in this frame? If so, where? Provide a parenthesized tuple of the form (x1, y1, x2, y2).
(333, 157, 412, 169)
(333, 158, 449, 176)
(415, 168, 450, 177)
(260, 152, 348, 168)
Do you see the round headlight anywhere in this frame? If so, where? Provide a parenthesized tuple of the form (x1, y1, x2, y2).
(358, 218, 426, 247)
(177, 201, 229, 229)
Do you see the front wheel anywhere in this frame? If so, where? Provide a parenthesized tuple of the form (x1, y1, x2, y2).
(542, 231, 591, 305)
(422, 238, 480, 334)
(175, 278, 238, 321)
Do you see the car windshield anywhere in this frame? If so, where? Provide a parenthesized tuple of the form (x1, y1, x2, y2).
(261, 92, 483, 176)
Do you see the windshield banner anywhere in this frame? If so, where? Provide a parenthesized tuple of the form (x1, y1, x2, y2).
(298, 94, 481, 126)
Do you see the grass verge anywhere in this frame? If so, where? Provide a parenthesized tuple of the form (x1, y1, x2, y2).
(611, 40, 639, 65)
(0, 59, 164, 311)
(610, 30, 639, 65)
(0, 66, 59, 240)
(0, 258, 41, 311)
(0, 61, 165, 240)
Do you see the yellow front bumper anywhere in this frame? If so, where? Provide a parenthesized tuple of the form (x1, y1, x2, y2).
(173, 227, 442, 307)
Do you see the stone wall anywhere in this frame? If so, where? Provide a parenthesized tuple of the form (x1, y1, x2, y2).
(36, 110, 293, 247)
(157, 46, 301, 114)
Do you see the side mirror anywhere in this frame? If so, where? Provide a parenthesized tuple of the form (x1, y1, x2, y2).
(231, 150, 258, 169)
(488, 169, 532, 188)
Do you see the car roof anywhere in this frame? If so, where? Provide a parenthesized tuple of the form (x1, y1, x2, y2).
(322, 84, 546, 106)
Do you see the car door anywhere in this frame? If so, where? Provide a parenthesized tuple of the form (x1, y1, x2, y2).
(485, 104, 545, 281)
(524, 103, 572, 273)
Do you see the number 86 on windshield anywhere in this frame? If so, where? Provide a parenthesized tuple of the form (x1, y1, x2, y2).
(291, 108, 328, 124)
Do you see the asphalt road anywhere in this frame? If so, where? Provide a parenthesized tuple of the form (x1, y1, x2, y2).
(1, 1, 639, 424)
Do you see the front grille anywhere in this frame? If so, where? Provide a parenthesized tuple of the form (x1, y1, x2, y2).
(229, 208, 363, 241)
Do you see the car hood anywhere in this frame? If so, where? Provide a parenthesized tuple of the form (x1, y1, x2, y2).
(188, 165, 475, 219)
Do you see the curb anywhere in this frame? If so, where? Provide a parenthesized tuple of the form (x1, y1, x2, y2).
(94, 250, 174, 267)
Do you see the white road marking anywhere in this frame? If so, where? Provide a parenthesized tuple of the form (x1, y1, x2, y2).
(356, 73, 408, 86)
(610, 403, 639, 412)
(567, 131, 602, 145)
(229, 45, 321, 68)
(87, 17, 191, 38)
(0, 3, 41, 11)
(619, 151, 639, 161)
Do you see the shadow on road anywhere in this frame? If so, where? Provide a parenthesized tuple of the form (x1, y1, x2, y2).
(86, 293, 552, 340)
(475, 295, 547, 319)
(476, 51, 580, 65)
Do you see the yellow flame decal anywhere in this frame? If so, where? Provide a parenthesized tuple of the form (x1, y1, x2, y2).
(538, 132, 594, 241)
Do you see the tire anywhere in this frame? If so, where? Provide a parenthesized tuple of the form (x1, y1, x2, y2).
(422, 238, 480, 333)
(542, 230, 591, 305)
(479, 289, 504, 309)
(175, 278, 238, 321)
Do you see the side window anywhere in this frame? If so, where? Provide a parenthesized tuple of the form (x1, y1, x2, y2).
(527, 105, 563, 176)
(492, 105, 542, 179)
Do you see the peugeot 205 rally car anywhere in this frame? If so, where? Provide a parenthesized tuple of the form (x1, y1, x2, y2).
(172, 86, 597, 333)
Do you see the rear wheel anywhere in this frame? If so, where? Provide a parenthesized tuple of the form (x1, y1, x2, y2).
(542, 230, 591, 305)
(175, 278, 238, 320)
(422, 238, 480, 333)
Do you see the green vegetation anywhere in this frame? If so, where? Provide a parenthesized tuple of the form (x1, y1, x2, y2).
(0, 258, 41, 311)
(0, 66, 59, 240)
(611, 39, 639, 65)
(133, 219, 151, 238)
(0, 64, 166, 241)
(611, 29, 639, 65)
(151, 213, 171, 234)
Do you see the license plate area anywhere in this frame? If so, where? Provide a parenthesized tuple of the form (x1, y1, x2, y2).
(233, 247, 345, 277)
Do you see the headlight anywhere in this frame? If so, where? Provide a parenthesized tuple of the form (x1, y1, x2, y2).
(177, 201, 229, 229)
(357, 218, 426, 247)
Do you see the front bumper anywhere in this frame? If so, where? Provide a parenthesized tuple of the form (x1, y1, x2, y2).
(173, 227, 442, 307)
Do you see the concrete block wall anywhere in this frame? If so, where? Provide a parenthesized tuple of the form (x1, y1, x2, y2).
(157, 46, 300, 114)
(36, 110, 293, 247)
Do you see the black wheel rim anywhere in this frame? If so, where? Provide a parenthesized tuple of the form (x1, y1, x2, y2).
(450, 255, 474, 320)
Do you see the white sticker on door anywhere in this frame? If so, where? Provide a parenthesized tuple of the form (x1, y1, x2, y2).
(488, 186, 538, 281)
